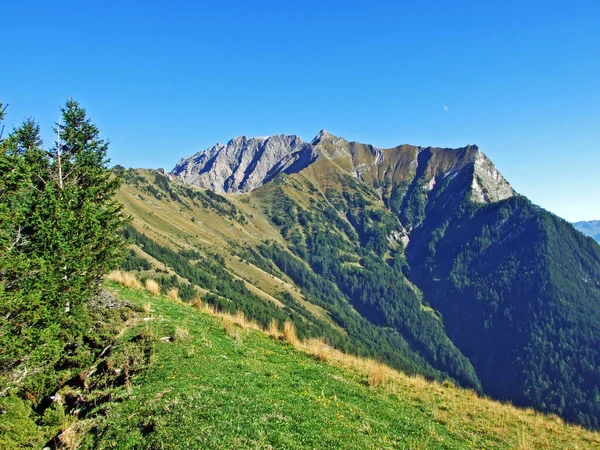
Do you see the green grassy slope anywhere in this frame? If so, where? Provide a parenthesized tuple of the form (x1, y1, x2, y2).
(76, 284, 600, 449)
(115, 169, 478, 388)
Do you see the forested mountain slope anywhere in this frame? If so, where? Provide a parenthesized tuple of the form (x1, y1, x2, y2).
(116, 168, 479, 388)
(116, 131, 600, 428)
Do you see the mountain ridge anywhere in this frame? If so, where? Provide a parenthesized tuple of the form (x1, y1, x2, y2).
(120, 132, 600, 429)
(574, 220, 600, 242)
(171, 131, 515, 207)
(171, 133, 318, 194)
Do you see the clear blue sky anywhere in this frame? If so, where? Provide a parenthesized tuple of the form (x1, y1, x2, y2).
(2, 1, 599, 221)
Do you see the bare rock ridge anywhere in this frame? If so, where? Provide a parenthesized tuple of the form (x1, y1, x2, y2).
(470, 149, 515, 203)
(171, 134, 318, 194)
(171, 131, 514, 203)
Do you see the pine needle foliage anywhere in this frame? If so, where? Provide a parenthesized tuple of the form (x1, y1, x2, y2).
(0, 100, 128, 399)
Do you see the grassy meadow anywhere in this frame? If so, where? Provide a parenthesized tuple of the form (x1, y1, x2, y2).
(65, 281, 600, 449)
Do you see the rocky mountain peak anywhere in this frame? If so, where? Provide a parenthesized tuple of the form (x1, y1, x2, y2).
(171, 132, 514, 204)
(170, 133, 317, 194)
(470, 149, 514, 203)
(312, 129, 330, 142)
(311, 130, 350, 159)
(573, 220, 600, 242)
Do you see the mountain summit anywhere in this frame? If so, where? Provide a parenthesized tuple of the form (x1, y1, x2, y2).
(171, 134, 317, 193)
(171, 131, 514, 204)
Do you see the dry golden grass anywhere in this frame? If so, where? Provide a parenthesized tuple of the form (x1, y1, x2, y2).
(267, 319, 281, 338)
(282, 321, 299, 346)
(174, 326, 190, 341)
(105, 270, 123, 283)
(221, 316, 239, 339)
(191, 298, 204, 310)
(145, 279, 160, 296)
(516, 426, 533, 450)
(106, 270, 142, 289)
(231, 311, 249, 328)
(59, 424, 80, 450)
(105, 270, 122, 283)
(142, 302, 152, 314)
(191, 297, 217, 315)
(219, 310, 262, 334)
(58, 417, 95, 450)
(123, 273, 142, 289)
(302, 338, 331, 361)
(366, 360, 392, 388)
(166, 288, 180, 301)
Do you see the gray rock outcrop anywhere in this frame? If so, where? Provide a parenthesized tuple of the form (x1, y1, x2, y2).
(171, 134, 317, 194)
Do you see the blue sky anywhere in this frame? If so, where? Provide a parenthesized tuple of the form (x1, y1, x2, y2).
(2, 0, 599, 221)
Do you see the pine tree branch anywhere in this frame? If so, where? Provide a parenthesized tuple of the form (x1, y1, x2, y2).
(0, 104, 9, 140)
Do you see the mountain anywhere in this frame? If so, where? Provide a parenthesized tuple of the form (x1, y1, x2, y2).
(171, 130, 514, 204)
(117, 130, 600, 429)
(171, 134, 318, 193)
(574, 220, 600, 242)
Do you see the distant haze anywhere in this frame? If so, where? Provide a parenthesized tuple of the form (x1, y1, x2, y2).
(573, 221, 600, 242)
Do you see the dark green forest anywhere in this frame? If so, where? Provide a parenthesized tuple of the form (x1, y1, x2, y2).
(365, 151, 600, 429)
(408, 193, 600, 428)
(258, 181, 481, 390)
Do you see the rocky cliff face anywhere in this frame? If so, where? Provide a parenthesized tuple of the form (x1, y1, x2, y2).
(171, 135, 318, 194)
(171, 130, 514, 205)
(308, 131, 514, 206)
(470, 150, 514, 203)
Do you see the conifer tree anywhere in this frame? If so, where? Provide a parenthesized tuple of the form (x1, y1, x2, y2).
(0, 109, 50, 381)
(31, 100, 128, 332)
(0, 100, 127, 395)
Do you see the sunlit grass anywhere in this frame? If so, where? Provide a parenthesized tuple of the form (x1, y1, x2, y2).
(71, 281, 600, 449)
